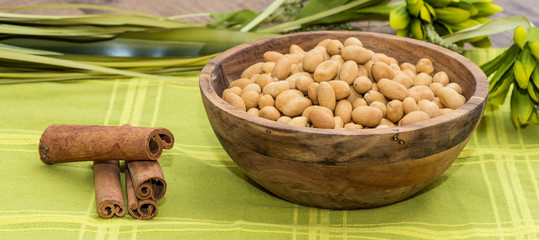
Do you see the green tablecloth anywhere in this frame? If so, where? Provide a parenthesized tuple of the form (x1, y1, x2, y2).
(0, 48, 538, 239)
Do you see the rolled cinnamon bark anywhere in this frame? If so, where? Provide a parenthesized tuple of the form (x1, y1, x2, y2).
(93, 161, 125, 218)
(126, 167, 159, 220)
(39, 124, 174, 164)
(126, 160, 167, 201)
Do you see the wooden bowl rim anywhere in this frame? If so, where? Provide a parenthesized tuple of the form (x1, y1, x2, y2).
(200, 31, 488, 136)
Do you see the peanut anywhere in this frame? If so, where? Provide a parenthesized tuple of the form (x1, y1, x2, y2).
(335, 99, 353, 123)
(414, 72, 433, 86)
(259, 106, 280, 121)
(379, 118, 396, 127)
(230, 78, 253, 89)
(241, 91, 260, 109)
(377, 78, 408, 101)
(440, 108, 454, 115)
(262, 62, 275, 73)
(429, 82, 444, 95)
(346, 89, 362, 103)
(222, 86, 241, 100)
(307, 82, 320, 105)
(318, 82, 336, 111)
(327, 39, 344, 55)
(275, 89, 304, 110)
(247, 108, 260, 116)
(295, 75, 315, 94)
(271, 57, 292, 80)
(277, 116, 292, 124)
(241, 83, 261, 95)
(343, 37, 362, 47)
(289, 44, 305, 54)
(344, 122, 363, 129)
(281, 96, 312, 117)
(433, 71, 449, 86)
(409, 86, 435, 101)
(437, 87, 465, 110)
(400, 62, 416, 72)
(288, 116, 308, 127)
(302, 106, 332, 122)
(352, 98, 368, 109)
(399, 111, 430, 126)
(328, 80, 351, 100)
(225, 93, 246, 111)
(341, 45, 372, 64)
(258, 94, 275, 109)
(352, 106, 383, 128)
(310, 107, 335, 129)
(370, 101, 387, 117)
(263, 81, 290, 98)
(416, 58, 434, 75)
(393, 73, 414, 89)
(402, 97, 419, 114)
(386, 100, 404, 123)
(340, 60, 359, 85)
(334, 116, 344, 129)
(317, 39, 332, 49)
(264, 51, 284, 62)
(364, 90, 387, 105)
(371, 62, 395, 82)
(302, 47, 325, 73)
(241, 62, 264, 79)
(353, 76, 373, 94)
(313, 60, 339, 82)
(418, 100, 441, 118)
(446, 82, 463, 95)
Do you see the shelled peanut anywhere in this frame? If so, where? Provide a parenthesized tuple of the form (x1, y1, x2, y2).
(221, 38, 466, 129)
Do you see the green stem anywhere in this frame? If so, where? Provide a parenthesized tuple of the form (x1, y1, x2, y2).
(258, 0, 373, 33)
(167, 13, 211, 19)
(240, 0, 286, 32)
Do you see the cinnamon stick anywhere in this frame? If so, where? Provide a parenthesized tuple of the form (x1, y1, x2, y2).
(93, 161, 125, 218)
(39, 124, 174, 164)
(126, 167, 159, 220)
(126, 160, 167, 201)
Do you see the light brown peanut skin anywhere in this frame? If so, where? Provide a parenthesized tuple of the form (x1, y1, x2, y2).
(318, 82, 336, 111)
(399, 111, 430, 126)
(310, 107, 335, 129)
(352, 106, 383, 128)
(335, 99, 353, 123)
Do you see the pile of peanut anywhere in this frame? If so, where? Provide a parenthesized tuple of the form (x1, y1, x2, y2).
(222, 37, 466, 129)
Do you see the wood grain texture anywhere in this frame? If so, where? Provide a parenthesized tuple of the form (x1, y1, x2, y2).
(0, 0, 536, 47)
(200, 31, 488, 208)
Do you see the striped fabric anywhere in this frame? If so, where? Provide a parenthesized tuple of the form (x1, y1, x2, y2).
(0, 48, 538, 239)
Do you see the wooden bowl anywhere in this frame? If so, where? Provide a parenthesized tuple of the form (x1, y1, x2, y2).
(199, 31, 488, 209)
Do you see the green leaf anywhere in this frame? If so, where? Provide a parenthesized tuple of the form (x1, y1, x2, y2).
(528, 81, 539, 102)
(520, 46, 536, 79)
(513, 60, 529, 89)
(480, 44, 520, 76)
(239, 0, 286, 32)
(389, 3, 410, 30)
(208, 9, 258, 29)
(259, 0, 381, 33)
(532, 59, 539, 89)
(442, 16, 532, 43)
(473, 2, 503, 18)
(434, 7, 470, 24)
(488, 67, 513, 105)
(0, 47, 187, 82)
(511, 85, 535, 126)
(424, 0, 452, 8)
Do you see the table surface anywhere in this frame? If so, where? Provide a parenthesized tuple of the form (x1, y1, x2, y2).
(0, 1, 538, 240)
